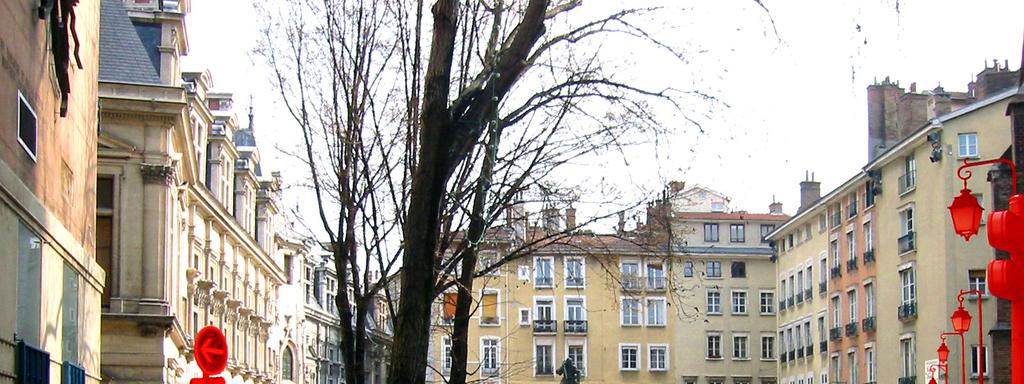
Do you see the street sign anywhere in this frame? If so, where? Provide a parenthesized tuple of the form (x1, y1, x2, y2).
(925, 359, 944, 384)
(194, 326, 228, 376)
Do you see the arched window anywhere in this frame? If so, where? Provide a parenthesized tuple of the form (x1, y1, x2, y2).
(282, 346, 294, 381)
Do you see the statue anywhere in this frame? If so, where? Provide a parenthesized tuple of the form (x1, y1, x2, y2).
(556, 358, 580, 384)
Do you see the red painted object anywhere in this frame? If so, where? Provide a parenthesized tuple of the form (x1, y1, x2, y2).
(192, 326, 228, 384)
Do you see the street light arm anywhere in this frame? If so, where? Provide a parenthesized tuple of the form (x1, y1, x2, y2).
(957, 158, 1017, 195)
(956, 290, 985, 384)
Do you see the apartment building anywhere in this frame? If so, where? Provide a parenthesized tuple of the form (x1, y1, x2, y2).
(771, 64, 1018, 384)
(1, 0, 104, 383)
(95, 0, 298, 382)
(429, 188, 787, 384)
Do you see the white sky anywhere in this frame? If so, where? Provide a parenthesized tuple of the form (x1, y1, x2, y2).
(181, 0, 1024, 232)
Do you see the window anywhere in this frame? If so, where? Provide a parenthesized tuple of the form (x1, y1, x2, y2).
(518, 265, 530, 281)
(62, 264, 79, 363)
(732, 291, 748, 314)
(646, 262, 665, 289)
(901, 208, 915, 235)
(622, 298, 641, 325)
(565, 257, 585, 288)
(96, 175, 116, 307)
(847, 290, 858, 322)
(17, 91, 37, 160)
(864, 223, 873, 252)
(647, 298, 666, 326)
(848, 194, 858, 217)
(847, 232, 856, 262)
(804, 321, 812, 349)
(818, 316, 827, 343)
(566, 298, 585, 322)
(831, 355, 841, 384)
(831, 296, 841, 327)
(819, 214, 827, 232)
(761, 335, 775, 359)
(707, 334, 722, 359)
(968, 270, 988, 298)
(535, 344, 553, 375)
(830, 240, 840, 270)
(904, 155, 917, 188)
(519, 308, 531, 325)
(568, 344, 586, 376)
(535, 299, 554, 321)
(442, 292, 457, 322)
(761, 224, 775, 243)
(621, 262, 641, 289)
(481, 291, 498, 325)
(619, 344, 639, 371)
(731, 261, 747, 278)
(848, 351, 858, 384)
(959, 133, 979, 158)
(707, 261, 722, 278)
(683, 261, 694, 277)
(820, 258, 828, 285)
(283, 346, 295, 380)
(760, 291, 775, 314)
(797, 271, 805, 297)
(865, 180, 876, 207)
(17, 221, 42, 346)
(534, 258, 554, 287)
(901, 338, 915, 378)
(707, 290, 722, 314)
(705, 223, 720, 242)
(730, 224, 746, 242)
(971, 345, 988, 377)
(649, 345, 668, 371)
(900, 268, 917, 305)
(866, 347, 876, 383)
(733, 335, 749, 359)
(806, 266, 813, 293)
(481, 338, 499, 376)
(865, 283, 875, 317)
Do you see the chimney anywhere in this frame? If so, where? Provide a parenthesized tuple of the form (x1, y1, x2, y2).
(973, 60, 1019, 99)
(866, 78, 905, 162)
(617, 211, 626, 234)
(769, 196, 783, 215)
(799, 171, 821, 212)
(542, 205, 562, 231)
(565, 207, 577, 229)
(909, 82, 917, 93)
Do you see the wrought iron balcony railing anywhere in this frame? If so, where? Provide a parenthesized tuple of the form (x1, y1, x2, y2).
(779, 300, 787, 311)
(898, 172, 917, 195)
(845, 322, 859, 337)
(796, 291, 804, 304)
(621, 276, 642, 291)
(787, 297, 794, 307)
(819, 282, 827, 295)
(63, 361, 86, 384)
(533, 319, 557, 334)
(565, 277, 585, 288)
(804, 289, 812, 301)
(898, 302, 917, 322)
(564, 320, 588, 334)
(647, 276, 666, 291)
(819, 341, 828, 353)
(862, 316, 877, 332)
(864, 249, 875, 264)
(805, 346, 813, 357)
(899, 376, 917, 384)
(847, 258, 858, 272)
(830, 266, 842, 279)
(17, 341, 49, 384)
(797, 346, 805, 359)
(535, 276, 554, 287)
(780, 352, 788, 362)
(788, 351, 796, 361)
(829, 327, 842, 341)
(898, 232, 916, 254)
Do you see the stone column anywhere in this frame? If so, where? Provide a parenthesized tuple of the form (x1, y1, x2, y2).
(140, 163, 174, 314)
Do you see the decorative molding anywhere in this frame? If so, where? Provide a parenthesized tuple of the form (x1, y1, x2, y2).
(141, 163, 176, 185)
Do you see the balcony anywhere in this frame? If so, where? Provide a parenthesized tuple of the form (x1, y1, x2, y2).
(621, 276, 642, 291)
(533, 319, 557, 334)
(647, 276, 666, 291)
(862, 316, 877, 332)
(898, 172, 917, 195)
(535, 276, 554, 288)
(829, 327, 842, 341)
(788, 350, 796, 361)
(845, 322, 859, 337)
(781, 352, 788, 363)
(864, 249, 875, 264)
(779, 300, 787, 311)
(898, 232, 916, 254)
(847, 258, 858, 272)
(899, 376, 917, 384)
(819, 341, 828, 353)
(63, 361, 85, 384)
(830, 266, 842, 279)
(565, 277, 585, 288)
(805, 346, 813, 357)
(795, 291, 803, 304)
(819, 282, 827, 295)
(17, 341, 49, 384)
(787, 297, 794, 308)
(797, 346, 805, 359)
(564, 320, 588, 334)
(804, 289, 812, 300)
(898, 302, 917, 322)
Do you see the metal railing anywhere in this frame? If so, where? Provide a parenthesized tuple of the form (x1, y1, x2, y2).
(797, 347, 805, 359)
(535, 276, 554, 287)
(862, 316, 877, 332)
(787, 297, 794, 307)
(864, 249, 875, 264)
(845, 322, 859, 337)
(819, 282, 827, 295)
(781, 352, 788, 363)
(779, 300, 787, 311)
(830, 266, 842, 279)
(819, 341, 828, 353)
(847, 257, 858, 272)
(564, 320, 588, 334)
(898, 172, 916, 195)
(64, 362, 86, 384)
(829, 327, 842, 341)
(17, 341, 49, 384)
(788, 350, 796, 361)
(647, 276, 666, 291)
(795, 291, 804, 304)
(898, 232, 916, 253)
(621, 276, 642, 290)
(831, 212, 842, 228)
(899, 376, 917, 384)
(805, 346, 813, 357)
(898, 302, 917, 321)
(533, 319, 557, 333)
(565, 277, 584, 288)
(804, 289, 812, 300)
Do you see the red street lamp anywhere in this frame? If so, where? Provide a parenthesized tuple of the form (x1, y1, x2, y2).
(937, 341, 950, 365)
(950, 305, 972, 334)
(949, 158, 1022, 384)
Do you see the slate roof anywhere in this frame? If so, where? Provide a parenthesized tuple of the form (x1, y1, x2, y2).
(99, 0, 162, 84)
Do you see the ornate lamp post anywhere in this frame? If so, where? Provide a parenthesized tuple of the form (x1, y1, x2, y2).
(948, 158, 1022, 384)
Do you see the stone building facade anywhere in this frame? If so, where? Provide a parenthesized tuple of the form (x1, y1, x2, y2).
(1, 0, 105, 383)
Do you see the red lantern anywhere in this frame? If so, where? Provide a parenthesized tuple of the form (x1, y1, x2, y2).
(937, 341, 950, 364)
(951, 306, 972, 334)
(929, 378, 938, 384)
(948, 189, 984, 241)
